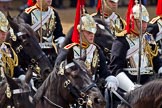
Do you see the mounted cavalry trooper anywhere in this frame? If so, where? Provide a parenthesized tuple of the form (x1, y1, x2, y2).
(19, 0, 65, 66)
(147, 0, 162, 55)
(0, 11, 25, 80)
(104, 1, 162, 107)
(33, 1, 116, 105)
(107, 0, 162, 94)
(92, 0, 126, 37)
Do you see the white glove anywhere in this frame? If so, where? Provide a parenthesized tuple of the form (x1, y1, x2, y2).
(18, 74, 26, 81)
(105, 76, 119, 91)
(55, 36, 65, 48)
(134, 84, 142, 89)
(158, 67, 162, 74)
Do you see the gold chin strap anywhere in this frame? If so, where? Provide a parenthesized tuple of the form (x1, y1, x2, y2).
(81, 33, 90, 49)
(1, 42, 18, 77)
(103, 0, 113, 13)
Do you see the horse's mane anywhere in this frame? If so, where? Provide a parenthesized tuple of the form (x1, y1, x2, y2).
(124, 79, 162, 104)
(61, 27, 73, 48)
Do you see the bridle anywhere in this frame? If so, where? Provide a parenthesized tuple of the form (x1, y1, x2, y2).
(43, 61, 97, 108)
(12, 31, 46, 73)
(0, 68, 32, 108)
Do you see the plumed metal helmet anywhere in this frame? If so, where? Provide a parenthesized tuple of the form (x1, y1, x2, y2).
(0, 11, 8, 32)
(77, 14, 97, 34)
(132, 4, 149, 22)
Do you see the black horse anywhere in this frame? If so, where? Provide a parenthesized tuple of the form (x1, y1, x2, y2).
(6, 14, 52, 80)
(0, 67, 35, 108)
(0, 14, 54, 108)
(118, 79, 162, 108)
(35, 58, 106, 108)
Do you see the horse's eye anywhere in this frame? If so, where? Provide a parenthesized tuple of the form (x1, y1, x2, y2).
(23, 41, 30, 46)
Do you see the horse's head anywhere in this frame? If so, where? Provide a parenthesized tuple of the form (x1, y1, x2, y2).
(118, 79, 162, 108)
(55, 59, 106, 108)
(94, 18, 115, 58)
(0, 69, 35, 108)
(6, 14, 52, 79)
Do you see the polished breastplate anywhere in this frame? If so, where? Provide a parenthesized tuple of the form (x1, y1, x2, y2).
(31, 8, 56, 43)
(73, 44, 99, 74)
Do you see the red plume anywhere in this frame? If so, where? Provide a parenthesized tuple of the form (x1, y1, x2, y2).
(156, 0, 162, 16)
(125, 0, 135, 33)
(71, 0, 85, 43)
(27, 0, 35, 6)
(96, 0, 102, 12)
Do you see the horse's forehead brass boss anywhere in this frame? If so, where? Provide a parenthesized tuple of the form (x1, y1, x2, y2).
(64, 80, 71, 88)
(35, 65, 41, 74)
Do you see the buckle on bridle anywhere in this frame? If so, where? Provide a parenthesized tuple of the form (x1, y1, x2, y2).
(64, 80, 71, 88)
(80, 92, 85, 97)
(78, 98, 85, 105)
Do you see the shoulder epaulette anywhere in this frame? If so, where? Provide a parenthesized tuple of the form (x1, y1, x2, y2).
(64, 43, 78, 49)
(149, 16, 160, 24)
(49, 6, 55, 10)
(115, 30, 127, 37)
(25, 5, 37, 14)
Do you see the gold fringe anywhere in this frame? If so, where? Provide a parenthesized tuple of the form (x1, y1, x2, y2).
(0, 42, 18, 77)
(144, 42, 158, 67)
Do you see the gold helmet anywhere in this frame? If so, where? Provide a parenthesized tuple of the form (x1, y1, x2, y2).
(77, 14, 97, 34)
(0, 11, 8, 32)
(132, 4, 149, 22)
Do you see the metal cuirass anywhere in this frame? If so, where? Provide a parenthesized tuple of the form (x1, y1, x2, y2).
(31, 8, 56, 44)
(73, 44, 99, 75)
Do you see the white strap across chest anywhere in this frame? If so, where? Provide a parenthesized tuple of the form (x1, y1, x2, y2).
(31, 7, 52, 31)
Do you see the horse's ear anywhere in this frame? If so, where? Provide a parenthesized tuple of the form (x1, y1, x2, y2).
(73, 59, 87, 72)
(6, 13, 19, 33)
(4, 73, 19, 90)
(6, 11, 12, 21)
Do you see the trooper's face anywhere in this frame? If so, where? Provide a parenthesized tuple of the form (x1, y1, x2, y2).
(105, 0, 118, 11)
(134, 19, 148, 34)
(0, 30, 8, 44)
(37, 0, 52, 7)
(82, 30, 95, 44)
